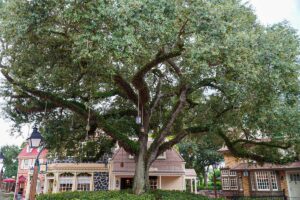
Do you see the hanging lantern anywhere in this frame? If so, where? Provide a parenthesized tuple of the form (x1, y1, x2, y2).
(135, 116, 141, 124)
(27, 127, 43, 148)
(86, 124, 90, 132)
(140, 126, 145, 133)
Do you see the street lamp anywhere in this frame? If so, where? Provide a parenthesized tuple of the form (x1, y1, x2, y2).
(27, 127, 43, 148)
(27, 127, 44, 200)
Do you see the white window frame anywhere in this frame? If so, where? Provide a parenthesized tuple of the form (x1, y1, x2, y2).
(250, 173, 256, 191)
(59, 178, 73, 192)
(222, 177, 230, 190)
(221, 170, 239, 190)
(77, 177, 91, 191)
(23, 159, 29, 169)
(230, 178, 238, 190)
(229, 171, 237, 176)
(29, 159, 35, 169)
(255, 171, 278, 191)
(221, 170, 229, 176)
(270, 171, 278, 191)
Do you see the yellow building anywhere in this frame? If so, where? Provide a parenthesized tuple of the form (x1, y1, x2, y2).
(219, 146, 300, 199)
(44, 161, 108, 193)
(43, 147, 198, 194)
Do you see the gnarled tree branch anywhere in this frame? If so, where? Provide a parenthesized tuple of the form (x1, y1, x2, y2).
(148, 85, 189, 160)
(2, 70, 138, 155)
(166, 59, 182, 77)
(113, 75, 138, 105)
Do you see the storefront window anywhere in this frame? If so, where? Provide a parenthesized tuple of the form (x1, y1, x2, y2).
(59, 179, 73, 192)
(77, 173, 91, 191)
(59, 173, 74, 192)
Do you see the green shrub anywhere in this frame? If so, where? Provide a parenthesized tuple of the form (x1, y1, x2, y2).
(36, 190, 224, 200)
(198, 183, 222, 190)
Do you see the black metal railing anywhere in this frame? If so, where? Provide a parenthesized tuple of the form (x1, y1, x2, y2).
(230, 196, 286, 200)
(225, 190, 287, 200)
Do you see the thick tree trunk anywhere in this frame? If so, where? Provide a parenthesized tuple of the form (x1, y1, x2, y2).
(144, 163, 151, 190)
(133, 137, 148, 195)
(133, 156, 145, 194)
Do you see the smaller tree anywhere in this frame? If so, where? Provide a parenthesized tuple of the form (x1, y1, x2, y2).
(178, 135, 222, 187)
(0, 145, 20, 178)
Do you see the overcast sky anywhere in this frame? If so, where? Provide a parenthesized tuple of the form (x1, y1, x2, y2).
(0, 0, 300, 148)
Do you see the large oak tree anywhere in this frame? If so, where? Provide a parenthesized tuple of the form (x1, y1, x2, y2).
(0, 0, 299, 194)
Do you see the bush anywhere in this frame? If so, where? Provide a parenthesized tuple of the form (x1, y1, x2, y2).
(198, 185, 221, 190)
(36, 190, 224, 200)
(198, 181, 222, 190)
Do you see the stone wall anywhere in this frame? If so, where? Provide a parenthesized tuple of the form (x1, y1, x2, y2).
(93, 172, 109, 191)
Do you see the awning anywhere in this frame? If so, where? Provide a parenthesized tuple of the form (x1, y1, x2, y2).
(3, 178, 16, 183)
(18, 175, 26, 183)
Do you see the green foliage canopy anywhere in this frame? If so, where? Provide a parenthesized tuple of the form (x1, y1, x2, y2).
(0, 0, 300, 192)
(178, 135, 223, 179)
(0, 145, 20, 178)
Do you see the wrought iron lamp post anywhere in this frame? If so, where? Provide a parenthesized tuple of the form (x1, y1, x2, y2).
(27, 127, 44, 200)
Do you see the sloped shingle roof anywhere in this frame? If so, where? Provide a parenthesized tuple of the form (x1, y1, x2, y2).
(17, 145, 48, 159)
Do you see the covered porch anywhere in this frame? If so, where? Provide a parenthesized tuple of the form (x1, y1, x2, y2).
(184, 169, 198, 194)
(110, 173, 185, 191)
